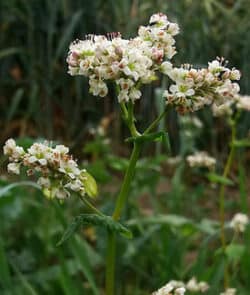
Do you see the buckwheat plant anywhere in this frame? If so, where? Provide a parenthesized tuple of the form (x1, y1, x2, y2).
(4, 13, 245, 294)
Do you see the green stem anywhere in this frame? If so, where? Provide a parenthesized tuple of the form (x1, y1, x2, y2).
(105, 142, 141, 295)
(113, 142, 142, 221)
(79, 195, 104, 216)
(106, 231, 116, 295)
(143, 108, 167, 135)
(219, 120, 236, 289)
(105, 96, 167, 294)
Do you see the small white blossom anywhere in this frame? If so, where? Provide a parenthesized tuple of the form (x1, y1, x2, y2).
(236, 95, 250, 111)
(220, 288, 237, 295)
(212, 102, 233, 117)
(153, 278, 209, 295)
(152, 282, 174, 295)
(152, 282, 186, 295)
(160, 61, 173, 74)
(3, 138, 24, 160)
(186, 277, 209, 293)
(187, 151, 216, 169)
(7, 163, 20, 175)
(175, 287, 186, 295)
(37, 177, 51, 188)
(230, 213, 249, 233)
(54, 145, 69, 154)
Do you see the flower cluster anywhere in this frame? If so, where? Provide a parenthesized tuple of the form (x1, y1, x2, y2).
(212, 94, 250, 117)
(220, 288, 237, 295)
(236, 95, 250, 111)
(185, 277, 209, 293)
(229, 213, 249, 233)
(3, 139, 89, 200)
(152, 278, 209, 295)
(163, 58, 241, 114)
(152, 282, 185, 295)
(67, 13, 179, 103)
(186, 151, 216, 169)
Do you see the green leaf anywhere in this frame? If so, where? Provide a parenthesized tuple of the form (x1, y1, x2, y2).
(57, 214, 132, 245)
(225, 244, 245, 263)
(197, 219, 219, 235)
(125, 131, 168, 144)
(0, 181, 41, 198)
(206, 173, 234, 186)
(0, 47, 21, 59)
(80, 171, 98, 198)
(11, 262, 39, 295)
(232, 139, 250, 148)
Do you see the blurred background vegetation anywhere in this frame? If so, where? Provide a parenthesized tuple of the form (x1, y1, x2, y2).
(1, 0, 250, 145)
(1, 0, 250, 294)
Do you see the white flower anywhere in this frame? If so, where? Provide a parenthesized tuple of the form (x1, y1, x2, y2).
(220, 288, 237, 295)
(54, 188, 69, 200)
(198, 282, 210, 292)
(117, 78, 134, 91)
(153, 282, 174, 295)
(168, 280, 185, 288)
(167, 23, 180, 36)
(149, 13, 168, 27)
(187, 151, 216, 169)
(160, 61, 173, 75)
(54, 145, 69, 154)
(129, 88, 141, 102)
(3, 138, 16, 155)
(186, 277, 200, 292)
(118, 90, 130, 103)
(186, 277, 209, 293)
(27, 143, 50, 166)
(175, 287, 186, 295)
(153, 282, 186, 295)
(236, 95, 250, 111)
(65, 179, 83, 192)
(230, 69, 241, 81)
(153, 278, 210, 295)
(212, 102, 233, 117)
(208, 60, 225, 74)
(37, 177, 51, 188)
(89, 79, 108, 97)
(3, 138, 24, 160)
(7, 163, 20, 175)
(230, 213, 249, 233)
(58, 159, 80, 179)
(169, 84, 195, 98)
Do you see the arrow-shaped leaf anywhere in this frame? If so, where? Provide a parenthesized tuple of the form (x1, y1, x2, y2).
(57, 214, 132, 246)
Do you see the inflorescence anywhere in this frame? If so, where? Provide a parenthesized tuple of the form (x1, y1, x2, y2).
(67, 13, 242, 116)
(152, 277, 209, 295)
(67, 13, 179, 103)
(163, 58, 240, 114)
(3, 139, 88, 200)
(186, 151, 216, 169)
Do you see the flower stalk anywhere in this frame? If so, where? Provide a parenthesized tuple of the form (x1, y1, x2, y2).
(106, 99, 142, 294)
(219, 116, 237, 289)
